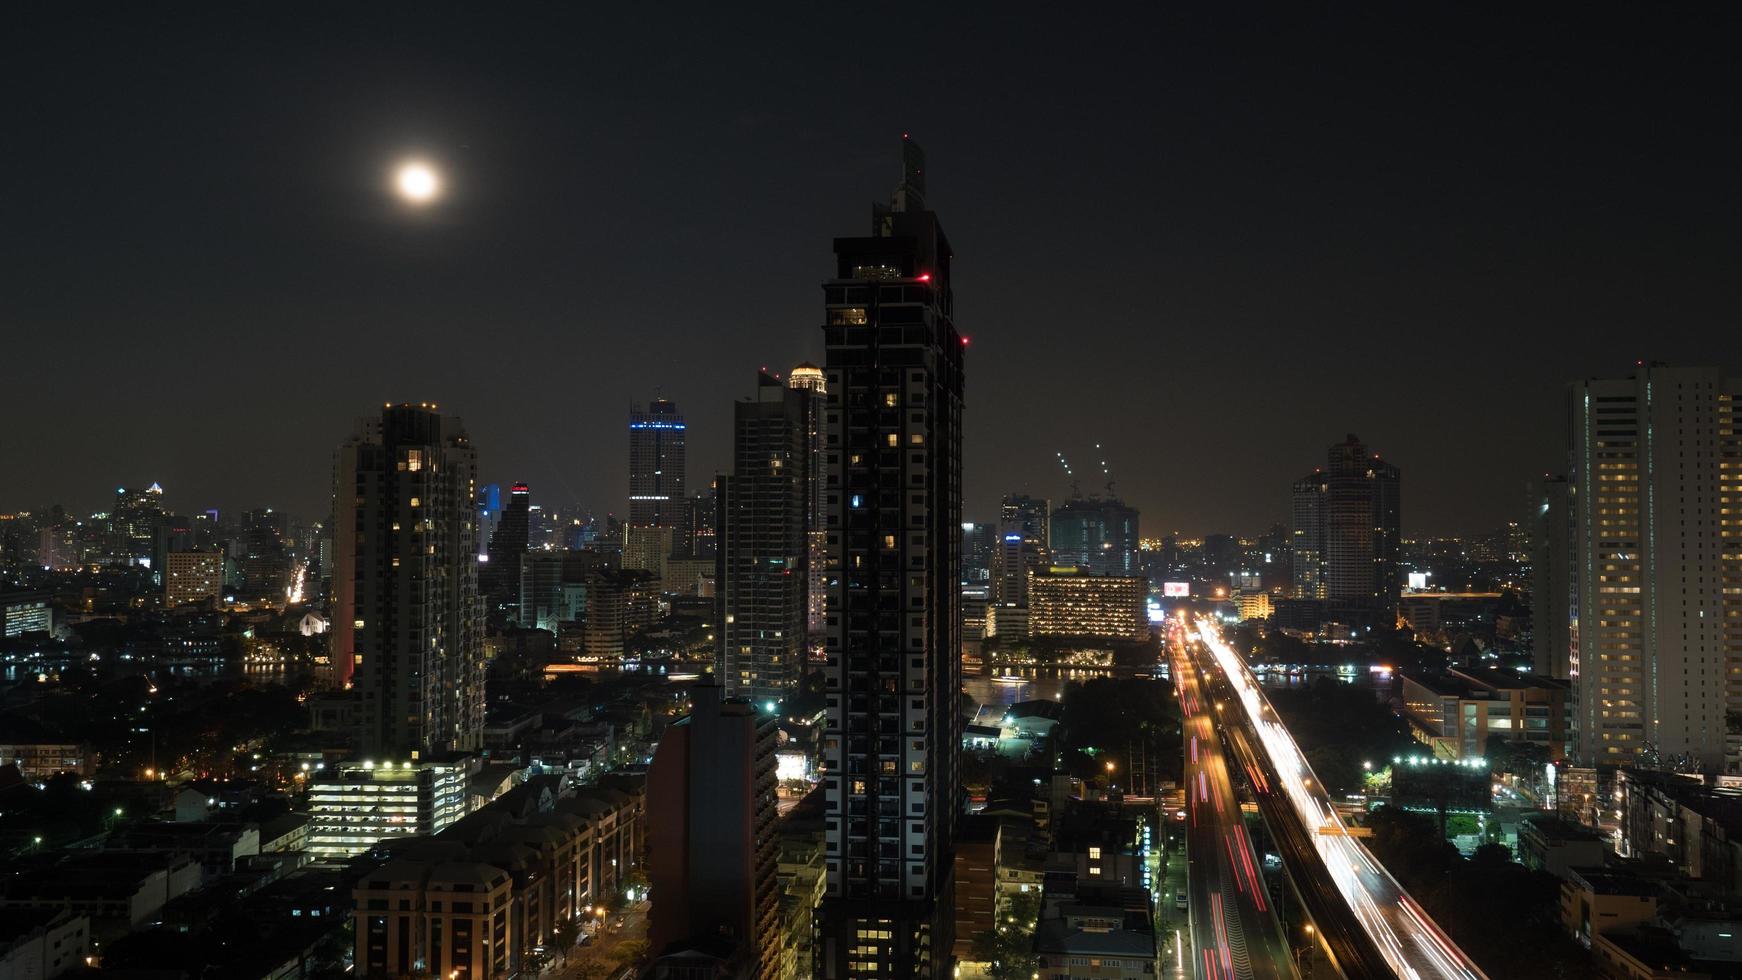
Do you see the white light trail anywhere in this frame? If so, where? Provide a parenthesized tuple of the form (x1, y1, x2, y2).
(1193, 618, 1486, 980)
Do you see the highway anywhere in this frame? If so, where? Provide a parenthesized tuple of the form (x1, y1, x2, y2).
(1188, 618, 1487, 980)
(1170, 630, 1296, 980)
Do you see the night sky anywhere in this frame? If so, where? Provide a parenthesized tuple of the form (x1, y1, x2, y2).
(5, 5, 1737, 536)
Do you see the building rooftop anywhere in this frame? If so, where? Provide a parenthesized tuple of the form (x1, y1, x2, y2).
(1520, 813, 1603, 844)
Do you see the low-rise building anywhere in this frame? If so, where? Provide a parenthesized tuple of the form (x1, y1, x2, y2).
(1519, 814, 1608, 881)
(1399, 666, 1568, 759)
(0, 851, 201, 941)
(351, 775, 646, 978)
(112, 821, 261, 879)
(308, 759, 470, 859)
(0, 742, 92, 780)
(1032, 876, 1156, 980)
(0, 909, 89, 980)
(1562, 868, 1659, 946)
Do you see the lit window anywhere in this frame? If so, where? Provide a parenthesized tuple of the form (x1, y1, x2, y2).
(1088, 846, 1102, 860)
(1088, 865, 1101, 876)
(409, 497, 421, 508)
(884, 393, 898, 407)
(406, 450, 423, 472)
(885, 433, 898, 447)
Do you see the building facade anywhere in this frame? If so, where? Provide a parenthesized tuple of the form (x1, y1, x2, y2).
(647, 686, 780, 975)
(1049, 496, 1140, 578)
(332, 404, 485, 756)
(717, 371, 817, 701)
(815, 136, 964, 980)
(163, 550, 224, 607)
(308, 760, 469, 859)
(628, 399, 687, 569)
(1567, 365, 1742, 770)
(1028, 569, 1149, 642)
(1290, 434, 1402, 620)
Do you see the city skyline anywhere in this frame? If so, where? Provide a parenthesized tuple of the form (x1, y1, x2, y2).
(6, 6, 1737, 536)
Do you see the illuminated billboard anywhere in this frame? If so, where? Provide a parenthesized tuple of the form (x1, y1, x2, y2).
(1163, 582, 1191, 597)
(1407, 571, 1430, 590)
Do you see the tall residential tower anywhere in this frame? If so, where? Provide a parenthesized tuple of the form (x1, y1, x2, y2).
(1567, 365, 1742, 771)
(331, 404, 485, 757)
(816, 136, 965, 980)
(717, 370, 817, 700)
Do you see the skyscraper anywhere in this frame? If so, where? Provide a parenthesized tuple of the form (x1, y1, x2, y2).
(816, 136, 965, 980)
(481, 482, 530, 621)
(1049, 495, 1141, 577)
(717, 370, 815, 701)
(113, 483, 165, 567)
(1566, 365, 1742, 771)
(627, 399, 687, 574)
(1289, 434, 1402, 620)
(789, 362, 829, 643)
(331, 403, 485, 757)
(1531, 475, 1571, 680)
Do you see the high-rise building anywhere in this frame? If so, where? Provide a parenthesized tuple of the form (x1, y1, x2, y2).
(959, 521, 995, 585)
(236, 507, 290, 597)
(816, 135, 964, 980)
(1532, 475, 1572, 680)
(113, 483, 165, 566)
(1289, 434, 1402, 619)
(1049, 496, 1140, 577)
(163, 551, 224, 607)
(481, 482, 530, 620)
(1028, 568, 1150, 642)
(718, 371, 816, 701)
(993, 494, 1049, 608)
(647, 685, 780, 975)
(331, 404, 485, 756)
(790, 362, 829, 643)
(1566, 365, 1742, 771)
(629, 398, 687, 524)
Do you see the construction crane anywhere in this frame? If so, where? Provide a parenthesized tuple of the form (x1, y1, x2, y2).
(1056, 451, 1081, 498)
(1096, 442, 1116, 497)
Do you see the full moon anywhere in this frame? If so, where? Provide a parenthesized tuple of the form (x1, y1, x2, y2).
(394, 161, 441, 204)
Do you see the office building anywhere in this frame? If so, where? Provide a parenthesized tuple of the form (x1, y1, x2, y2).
(236, 507, 290, 596)
(960, 521, 996, 585)
(627, 399, 687, 573)
(0, 590, 52, 638)
(718, 370, 816, 701)
(993, 494, 1049, 608)
(331, 403, 485, 755)
(1049, 496, 1140, 577)
(482, 482, 531, 619)
(163, 550, 224, 607)
(308, 759, 469, 859)
(1533, 475, 1572, 679)
(1028, 568, 1149, 642)
(1290, 434, 1402, 618)
(582, 569, 658, 659)
(648, 686, 780, 975)
(815, 135, 964, 980)
(1567, 365, 1742, 771)
(113, 483, 165, 566)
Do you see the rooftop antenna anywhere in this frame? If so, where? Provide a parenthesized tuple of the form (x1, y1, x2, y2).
(1097, 443, 1116, 497)
(1056, 451, 1082, 499)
